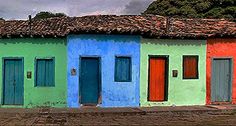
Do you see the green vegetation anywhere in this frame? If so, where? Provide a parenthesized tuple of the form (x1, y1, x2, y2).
(144, 0, 236, 19)
(33, 11, 67, 20)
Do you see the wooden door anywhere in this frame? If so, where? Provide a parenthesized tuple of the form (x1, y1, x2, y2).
(211, 58, 232, 102)
(148, 57, 168, 101)
(3, 59, 24, 105)
(80, 57, 100, 105)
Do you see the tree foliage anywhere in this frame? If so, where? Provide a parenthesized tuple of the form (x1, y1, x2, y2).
(33, 11, 67, 20)
(144, 0, 236, 19)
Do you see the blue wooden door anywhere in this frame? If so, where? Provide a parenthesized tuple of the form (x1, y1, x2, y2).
(3, 59, 24, 105)
(211, 59, 232, 102)
(80, 57, 100, 105)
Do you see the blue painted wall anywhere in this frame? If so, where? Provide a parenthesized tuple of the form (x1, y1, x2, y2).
(67, 35, 140, 107)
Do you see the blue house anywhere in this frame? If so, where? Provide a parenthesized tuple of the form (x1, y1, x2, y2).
(67, 35, 140, 107)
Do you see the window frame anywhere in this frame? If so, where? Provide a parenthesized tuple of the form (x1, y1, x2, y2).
(34, 57, 55, 87)
(182, 55, 199, 79)
(114, 56, 132, 82)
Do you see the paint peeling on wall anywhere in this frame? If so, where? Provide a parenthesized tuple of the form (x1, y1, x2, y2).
(25, 101, 67, 108)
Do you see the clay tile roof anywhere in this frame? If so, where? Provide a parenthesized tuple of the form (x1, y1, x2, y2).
(0, 20, 4, 36)
(167, 18, 236, 38)
(69, 15, 166, 37)
(3, 20, 28, 36)
(0, 15, 235, 39)
(30, 17, 70, 36)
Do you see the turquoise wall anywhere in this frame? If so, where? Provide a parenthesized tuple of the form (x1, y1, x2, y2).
(0, 38, 67, 108)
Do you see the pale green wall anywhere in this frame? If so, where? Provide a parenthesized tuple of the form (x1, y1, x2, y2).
(0, 38, 67, 108)
(140, 39, 206, 106)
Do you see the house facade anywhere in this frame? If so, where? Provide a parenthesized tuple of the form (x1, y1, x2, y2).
(206, 38, 236, 105)
(67, 35, 140, 107)
(0, 38, 67, 108)
(140, 39, 206, 106)
(0, 15, 234, 108)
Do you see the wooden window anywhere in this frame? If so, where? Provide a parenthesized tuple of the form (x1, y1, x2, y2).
(183, 56, 199, 79)
(115, 56, 132, 82)
(35, 58, 55, 87)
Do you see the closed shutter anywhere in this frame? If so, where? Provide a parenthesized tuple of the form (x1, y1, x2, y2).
(115, 57, 132, 82)
(35, 58, 55, 86)
(183, 56, 198, 79)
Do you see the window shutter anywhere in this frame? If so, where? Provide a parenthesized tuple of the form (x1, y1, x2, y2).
(45, 59, 54, 86)
(35, 58, 55, 86)
(115, 57, 132, 82)
(36, 59, 46, 86)
(183, 56, 198, 79)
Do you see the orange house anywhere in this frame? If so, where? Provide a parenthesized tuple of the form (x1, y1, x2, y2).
(206, 38, 236, 104)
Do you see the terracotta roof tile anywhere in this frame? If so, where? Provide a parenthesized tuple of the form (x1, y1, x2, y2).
(68, 15, 166, 37)
(168, 18, 236, 38)
(0, 15, 235, 38)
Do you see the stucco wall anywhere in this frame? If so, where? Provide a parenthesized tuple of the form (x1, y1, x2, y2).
(0, 38, 67, 108)
(67, 35, 140, 107)
(206, 38, 236, 104)
(140, 39, 206, 106)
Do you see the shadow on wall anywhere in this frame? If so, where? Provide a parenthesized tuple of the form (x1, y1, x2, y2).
(69, 34, 141, 43)
(208, 38, 236, 45)
(142, 38, 206, 47)
(0, 38, 67, 45)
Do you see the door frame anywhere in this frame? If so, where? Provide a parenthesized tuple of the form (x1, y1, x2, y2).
(79, 56, 102, 106)
(210, 57, 233, 104)
(147, 55, 169, 102)
(2, 57, 24, 105)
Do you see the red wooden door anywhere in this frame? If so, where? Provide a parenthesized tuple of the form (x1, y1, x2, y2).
(148, 57, 167, 101)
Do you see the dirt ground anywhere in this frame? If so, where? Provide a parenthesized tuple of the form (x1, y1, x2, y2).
(0, 106, 236, 125)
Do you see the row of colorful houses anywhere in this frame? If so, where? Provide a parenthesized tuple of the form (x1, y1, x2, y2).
(0, 15, 235, 108)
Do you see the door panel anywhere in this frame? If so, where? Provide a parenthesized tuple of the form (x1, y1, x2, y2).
(211, 59, 231, 102)
(4, 60, 15, 104)
(80, 57, 100, 105)
(148, 57, 167, 101)
(3, 59, 24, 105)
(14, 60, 24, 105)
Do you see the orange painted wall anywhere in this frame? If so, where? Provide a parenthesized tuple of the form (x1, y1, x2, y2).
(206, 38, 236, 104)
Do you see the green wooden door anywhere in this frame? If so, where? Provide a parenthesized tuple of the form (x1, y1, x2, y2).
(80, 57, 100, 105)
(3, 59, 24, 105)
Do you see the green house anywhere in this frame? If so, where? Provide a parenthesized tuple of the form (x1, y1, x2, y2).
(0, 38, 67, 108)
(140, 39, 206, 106)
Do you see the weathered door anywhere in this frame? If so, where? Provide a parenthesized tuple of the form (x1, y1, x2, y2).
(3, 59, 24, 105)
(80, 57, 100, 105)
(148, 57, 168, 101)
(211, 58, 232, 102)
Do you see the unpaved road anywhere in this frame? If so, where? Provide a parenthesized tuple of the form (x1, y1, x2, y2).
(0, 107, 236, 125)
